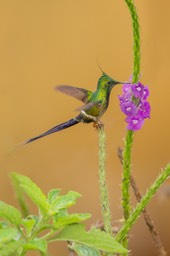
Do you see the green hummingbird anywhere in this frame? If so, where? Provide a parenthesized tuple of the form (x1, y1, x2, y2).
(25, 72, 127, 144)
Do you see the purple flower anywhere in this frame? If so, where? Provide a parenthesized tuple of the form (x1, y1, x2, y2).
(119, 81, 151, 131)
(118, 93, 131, 104)
(143, 86, 149, 100)
(120, 101, 137, 116)
(126, 115, 144, 131)
(139, 101, 151, 118)
(123, 83, 132, 93)
(131, 82, 144, 98)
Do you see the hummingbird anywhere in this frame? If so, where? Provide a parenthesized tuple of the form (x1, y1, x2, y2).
(24, 72, 127, 144)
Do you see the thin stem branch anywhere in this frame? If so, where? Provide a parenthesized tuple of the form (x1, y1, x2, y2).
(116, 163, 170, 243)
(118, 147, 167, 256)
(130, 175, 167, 256)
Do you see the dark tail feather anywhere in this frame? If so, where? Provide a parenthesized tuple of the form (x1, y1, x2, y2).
(25, 118, 79, 144)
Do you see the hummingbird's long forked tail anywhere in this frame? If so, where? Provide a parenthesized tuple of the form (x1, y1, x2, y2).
(24, 118, 79, 145)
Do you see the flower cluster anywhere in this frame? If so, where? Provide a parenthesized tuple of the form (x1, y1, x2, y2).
(119, 82, 151, 131)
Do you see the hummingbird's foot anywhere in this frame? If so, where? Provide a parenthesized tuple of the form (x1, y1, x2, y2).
(93, 120, 104, 130)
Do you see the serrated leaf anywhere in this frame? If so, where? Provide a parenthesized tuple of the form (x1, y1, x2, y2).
(71, 243, 100, 256)
(53, 213, 91, 229)
(24, 238, 47, 253)
(50, 191, 81, 214)
(48, 189, 61, 204)
(0, 228, 19, 243)
(0, 201, 21, 226)
(11, 173, 49, 214)
(56, 224, 127, 254)
(0, 240, 22, 256)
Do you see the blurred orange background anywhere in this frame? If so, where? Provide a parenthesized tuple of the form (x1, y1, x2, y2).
(0, 1, 170, 255)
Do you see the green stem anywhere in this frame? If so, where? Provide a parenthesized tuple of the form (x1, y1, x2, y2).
(121, 0, 141, 252)
(117, 163, 170, 242)
(98, 127, 112, 236)
(121, 130, 134, 252)
(125, 0, 140, 83)
(121, 130, 134, 221)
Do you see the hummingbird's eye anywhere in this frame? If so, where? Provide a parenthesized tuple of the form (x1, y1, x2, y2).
(108, 81, 112, 85)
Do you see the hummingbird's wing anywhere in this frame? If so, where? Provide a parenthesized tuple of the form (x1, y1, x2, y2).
(55, 85, 92, 103)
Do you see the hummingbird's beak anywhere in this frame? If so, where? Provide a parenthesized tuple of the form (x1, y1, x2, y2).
(112, 81, 131, 86)
(110, 81, 131, 89)
(116, 81, 131, 84)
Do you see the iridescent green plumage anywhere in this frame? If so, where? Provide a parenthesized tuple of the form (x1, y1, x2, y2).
(25, 72, 126, 144)
(84, 73, 120, 119)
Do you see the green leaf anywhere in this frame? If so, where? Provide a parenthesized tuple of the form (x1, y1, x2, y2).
(24, 238, 47, 253)
(0, 222, 8, 229)
(0, 201, 21, 226)
(56, 224, 128, 254)
(0, 227, 19, 243)
(22, 215, 39, 235)
(11, 175, 30, 217)
(47, 189, 61, 204)
(0, 240, 22, 256)
(50, 191, 81, 215)
(53, 213, 91, 229)
(71, 243, 101, 256)
(11, 173, 49, 214)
